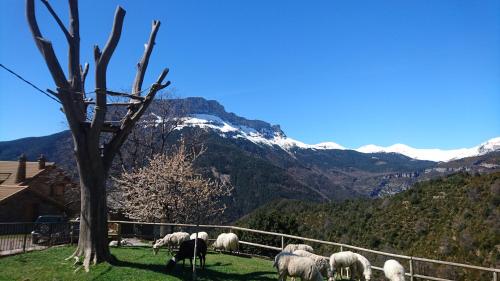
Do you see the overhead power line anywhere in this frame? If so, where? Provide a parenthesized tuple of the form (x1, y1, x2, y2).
(1, 63, 158, 103)
(0, 63, 61, 104)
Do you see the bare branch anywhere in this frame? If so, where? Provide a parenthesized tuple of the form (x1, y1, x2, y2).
(96, 6, 126, 69)
(93, 45, 101, 64)
(68, 0, 80, 40)
(91, 6, 126, 136)
(102, 68, 170, 170)
(26, 0, 68, 88)
(106, 90, 145, 100)
(46, 88, 61, 99)
(67, 0, 81, 90)
(26, 0, 42, 40)
(36, 38, 69, 88)
(80, 63, 89, 86)
(132, 20, 161, 95)
(130, 68, 169, 121)
(40, 0, 71, 41)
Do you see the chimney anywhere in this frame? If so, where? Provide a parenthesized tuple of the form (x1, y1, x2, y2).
(15, 154, 27, 184)
(38, 154, 46, 170)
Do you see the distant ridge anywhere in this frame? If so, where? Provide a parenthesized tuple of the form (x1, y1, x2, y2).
(172, 97, 499, 162)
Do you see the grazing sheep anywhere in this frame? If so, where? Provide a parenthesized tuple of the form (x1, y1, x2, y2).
(166, 238, 207, 271)
(212, 233, 239, 253)
(351, 253, 372, 281)
(283, 243, 314, 253)
(383, 259, 405, 281)
(108, 240, 119, 247)
(293, 250, 334, 280)
(329, 251, 358, 278)
(190, 231, 209, 243)
(153, 232, 190, 254)
(273, 252, 323, 281)
(109, 239, 132, 247)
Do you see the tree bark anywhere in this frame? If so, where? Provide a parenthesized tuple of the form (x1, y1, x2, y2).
(69, 139, 111, 268)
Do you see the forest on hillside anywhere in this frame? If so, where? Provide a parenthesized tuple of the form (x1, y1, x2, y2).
(236, 172, 500, 280)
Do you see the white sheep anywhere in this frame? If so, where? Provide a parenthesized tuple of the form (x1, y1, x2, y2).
(273, 252, 323, 281)
(213, 233, 239, 253)
(190, 231, 209, 243)
(351, 253, 372, 281)
(293, 250, 334, 281)
(108, 240, 119, 247)
(329, 251, 358, 278)
(108, 239, 132, 247)
(383, 259, 405, 281)
(153, 232, 190, 254)
(283, 243, 314, 253)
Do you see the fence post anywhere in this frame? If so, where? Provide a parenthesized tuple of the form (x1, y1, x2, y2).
(493, 272, 497, 281)
(281, 236, 284, 250)
(117, 223, 122, 247)
(409, 257, 414, 281)
(22, 224, 27, 252)
(70, 223, 74, 246)
(340, 245, 344, 278)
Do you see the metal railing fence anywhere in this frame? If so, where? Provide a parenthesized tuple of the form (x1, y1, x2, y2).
(0, 222, 78, 256)
(107, 220, 500, 281)
(1, 220, 498, 281)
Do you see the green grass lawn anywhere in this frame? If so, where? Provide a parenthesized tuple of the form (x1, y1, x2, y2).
(0, 246, 277, 281)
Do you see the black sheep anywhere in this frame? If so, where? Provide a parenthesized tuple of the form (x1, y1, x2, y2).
(166, 238, 207, 271)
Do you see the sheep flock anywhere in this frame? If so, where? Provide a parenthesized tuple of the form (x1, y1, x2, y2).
(147, 230, 405, 280)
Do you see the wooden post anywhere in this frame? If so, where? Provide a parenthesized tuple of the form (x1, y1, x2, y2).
(117, 223, 122, 247)
(340, 246, 344, 278)
(409, 257, 414, 281)
(493, 272, 497, 281)
(22, 231, 27, 253)
(70, 223, 74, 246)
(192, 224, 199, 281)
(281, 236, 284, 250)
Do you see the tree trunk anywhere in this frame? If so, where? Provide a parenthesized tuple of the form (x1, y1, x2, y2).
(68, 137, 111, 270)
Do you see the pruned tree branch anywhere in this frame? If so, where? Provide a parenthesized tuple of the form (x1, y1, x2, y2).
(80, 63, 89, 86)
(102, 68, 170, 170)
(26, 1, 69, 88)
(40, 0, 71, 41)
(67, 0, 82, 91)
(132, 20, 161, 96)
(91, 6, 126, 136)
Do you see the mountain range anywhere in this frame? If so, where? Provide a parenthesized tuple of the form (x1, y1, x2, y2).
(1, 97, 499, 220)
(175, 104, 500, 162)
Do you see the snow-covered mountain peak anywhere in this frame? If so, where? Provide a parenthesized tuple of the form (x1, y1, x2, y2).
(178, 113, 499, 162)
(178, 114, 345, 152)
(355, 138, 500, 162)
(477, 137, 500, 154)
(163, 97, 500, 162)
(313, 142, 346, 150)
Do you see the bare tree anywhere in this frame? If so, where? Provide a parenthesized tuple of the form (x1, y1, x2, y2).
(26, 0, 170, 270)
(114, 94, 186, 172)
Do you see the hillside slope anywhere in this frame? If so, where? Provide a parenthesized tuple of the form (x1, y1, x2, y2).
(1, 98, 499, 222)
(237, 172, 500, 279)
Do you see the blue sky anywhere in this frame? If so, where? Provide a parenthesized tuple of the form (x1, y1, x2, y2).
(0, 0, 499, 149)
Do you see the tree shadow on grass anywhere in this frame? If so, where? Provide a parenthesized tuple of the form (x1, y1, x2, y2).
(110, 259, 276, 281)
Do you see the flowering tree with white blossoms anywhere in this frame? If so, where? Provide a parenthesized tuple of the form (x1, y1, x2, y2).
(114, 142, 232, 224)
